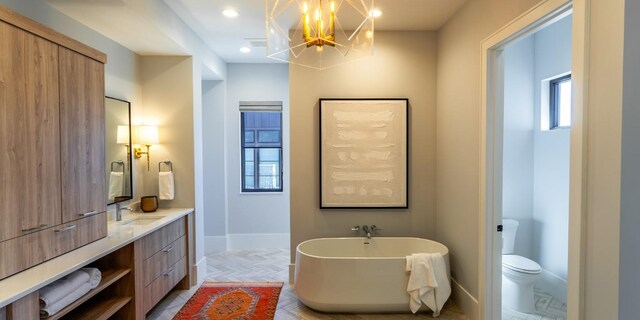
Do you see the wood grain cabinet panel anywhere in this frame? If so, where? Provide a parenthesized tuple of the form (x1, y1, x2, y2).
(0, 21, 62, 242)
(139, 219, 186, 260)
(58, 47, 106, 223)
(0, 212, 106, 279)
(143, 257, 187, 313)
(143, 236, 186, 286)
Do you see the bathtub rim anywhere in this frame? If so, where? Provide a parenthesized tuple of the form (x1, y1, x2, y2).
(295, 237, 449, 260)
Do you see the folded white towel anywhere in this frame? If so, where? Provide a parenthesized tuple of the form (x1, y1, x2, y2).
(406, 253, 451, 317)
(40, 282, 91, 318)
(77, 268, 101, 288)
(108, 171, 124, 201)
(38, 270, 90, 308)
(159, 171, 175, 200)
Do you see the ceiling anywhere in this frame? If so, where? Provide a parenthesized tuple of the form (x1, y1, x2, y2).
(46, 0, 468, 63)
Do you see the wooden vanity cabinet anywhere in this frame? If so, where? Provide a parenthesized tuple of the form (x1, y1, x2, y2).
(0, 6, 108, 280)
(134, 217, 190, 317)
(59, 46, 107, 223)
(0, 20, 62, 243)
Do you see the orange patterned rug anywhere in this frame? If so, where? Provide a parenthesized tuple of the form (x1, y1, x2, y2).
(172, 282, 284, 320)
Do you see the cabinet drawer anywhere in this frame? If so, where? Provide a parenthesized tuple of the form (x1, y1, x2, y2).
(0, 212, 106, 280)
(143, 236, 186, 286)
(53, 211, 107, 254)
(139, 218, 185, 260)
(143, 256, 187, 313)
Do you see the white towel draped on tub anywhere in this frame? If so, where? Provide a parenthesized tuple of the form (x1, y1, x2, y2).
(108, 171, 124, 201)
(406, 253, 451, 317)
(159, 171, 175, 200)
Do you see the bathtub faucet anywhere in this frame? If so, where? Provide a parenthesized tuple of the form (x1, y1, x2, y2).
(362, 225, 372, 239)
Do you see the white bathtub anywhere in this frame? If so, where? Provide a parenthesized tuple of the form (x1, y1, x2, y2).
(294, 237, 450, 313)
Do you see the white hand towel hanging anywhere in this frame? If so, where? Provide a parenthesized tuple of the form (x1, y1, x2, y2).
(107, 171, 124, 201)
(406, 252, 451, 317)
(159, 171, 175, 200)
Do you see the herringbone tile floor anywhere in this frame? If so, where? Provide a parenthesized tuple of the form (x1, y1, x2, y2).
(147, 249, 468, 319)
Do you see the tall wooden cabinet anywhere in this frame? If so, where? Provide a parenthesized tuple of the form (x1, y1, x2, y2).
(59, 47, 107, 223)
(0, 6, 108, 280)
(0, 20, 62, 243)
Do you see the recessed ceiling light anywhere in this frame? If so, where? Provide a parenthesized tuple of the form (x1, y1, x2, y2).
(370, 9, 382, 18)
(222, 9, 239, 18)
(240, 47, 251, 53)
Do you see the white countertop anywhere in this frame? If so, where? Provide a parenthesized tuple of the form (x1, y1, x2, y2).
(0, 207, 194, 308)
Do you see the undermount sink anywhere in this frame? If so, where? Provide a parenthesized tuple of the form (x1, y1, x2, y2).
(120, 215, 164, 225)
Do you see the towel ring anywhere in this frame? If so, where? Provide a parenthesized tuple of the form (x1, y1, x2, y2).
(111, 160, 125, 173)
(159, 160, 173, 172)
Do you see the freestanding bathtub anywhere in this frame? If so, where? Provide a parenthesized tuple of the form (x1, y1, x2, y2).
(294, 237, 450, 313)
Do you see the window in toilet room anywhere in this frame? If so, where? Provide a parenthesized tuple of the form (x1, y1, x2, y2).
(240, 102, 283, 192)
(549, 74, 572, 129)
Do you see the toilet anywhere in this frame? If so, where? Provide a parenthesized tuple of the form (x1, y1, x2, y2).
(502, 219, 541, 313)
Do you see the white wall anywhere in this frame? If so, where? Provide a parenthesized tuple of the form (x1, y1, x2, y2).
(202, 80, 228, 251)
(502, 36, 535, 259)
(618, 0, 640, 317)
(202, 63, 290, 252)
(532, 15, 572, 302)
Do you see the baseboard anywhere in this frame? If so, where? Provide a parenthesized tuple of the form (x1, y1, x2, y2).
(227, 233, 290, 250)
(289, 263, 295, 286)
(537, 268, 567, 304)
(204, 236, 227, 253)
(195, 257, 207, 284)
(451, 277, 479, 320)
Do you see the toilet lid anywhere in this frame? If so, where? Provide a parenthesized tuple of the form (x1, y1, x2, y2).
(503, 255, 541, 274)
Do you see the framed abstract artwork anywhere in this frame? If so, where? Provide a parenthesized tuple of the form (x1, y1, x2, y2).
(319, 98, 408, 208)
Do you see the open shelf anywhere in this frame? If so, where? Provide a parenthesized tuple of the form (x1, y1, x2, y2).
(44, 268, 131, 320)
(60, 296, 131, 320)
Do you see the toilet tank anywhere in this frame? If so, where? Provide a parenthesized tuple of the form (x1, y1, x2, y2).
(502, 219, 519, 254)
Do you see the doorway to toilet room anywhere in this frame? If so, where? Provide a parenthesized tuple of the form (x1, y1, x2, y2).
(480, 0, 586, 319)
(499, 14, 572, 320)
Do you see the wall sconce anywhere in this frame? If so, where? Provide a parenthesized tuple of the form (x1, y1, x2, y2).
(134, 125, 159, 171)
(116, 125, 131, 171)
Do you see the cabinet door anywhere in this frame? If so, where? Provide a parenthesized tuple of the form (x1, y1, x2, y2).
(0, 21, 62, 242)
(58, 47, 106, 223)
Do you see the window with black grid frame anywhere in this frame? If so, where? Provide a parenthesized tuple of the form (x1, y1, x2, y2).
(240, 102, 283, 192)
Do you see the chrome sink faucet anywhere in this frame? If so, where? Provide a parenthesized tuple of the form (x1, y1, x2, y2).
(362, 225, 372, 239)
(115, 202, 132, 221)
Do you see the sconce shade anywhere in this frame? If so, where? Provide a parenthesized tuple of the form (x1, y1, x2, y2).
(116, 125, 130, 144)
(138, 125, 159, 145)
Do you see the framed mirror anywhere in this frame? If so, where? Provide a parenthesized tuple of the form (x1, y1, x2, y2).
(105, 97, 133, 204)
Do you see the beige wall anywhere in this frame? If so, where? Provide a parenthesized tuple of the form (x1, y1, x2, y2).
(290, 31, 437, 259)
(581, 0, 623, 318)
(139, 56, 196, 209)
(436, 0, 541, 307)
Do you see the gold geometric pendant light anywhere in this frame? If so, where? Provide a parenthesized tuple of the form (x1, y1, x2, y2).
(266, 0, 375, 70)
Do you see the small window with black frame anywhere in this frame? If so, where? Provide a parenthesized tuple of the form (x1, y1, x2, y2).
(549, 74, 572, 129)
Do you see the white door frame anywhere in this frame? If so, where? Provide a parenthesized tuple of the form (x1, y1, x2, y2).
(479, 0, 589, 319)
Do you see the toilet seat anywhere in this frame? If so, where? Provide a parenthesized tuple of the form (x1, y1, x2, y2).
(502, 255, 541, 274)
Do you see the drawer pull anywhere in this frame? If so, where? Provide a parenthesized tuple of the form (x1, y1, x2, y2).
(163, 268, 175, 277)
(79, 210, 98, 217)
(162, 246, 174, 253)
(54, 225, 76, 233)
(21, 224, 48, 233)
